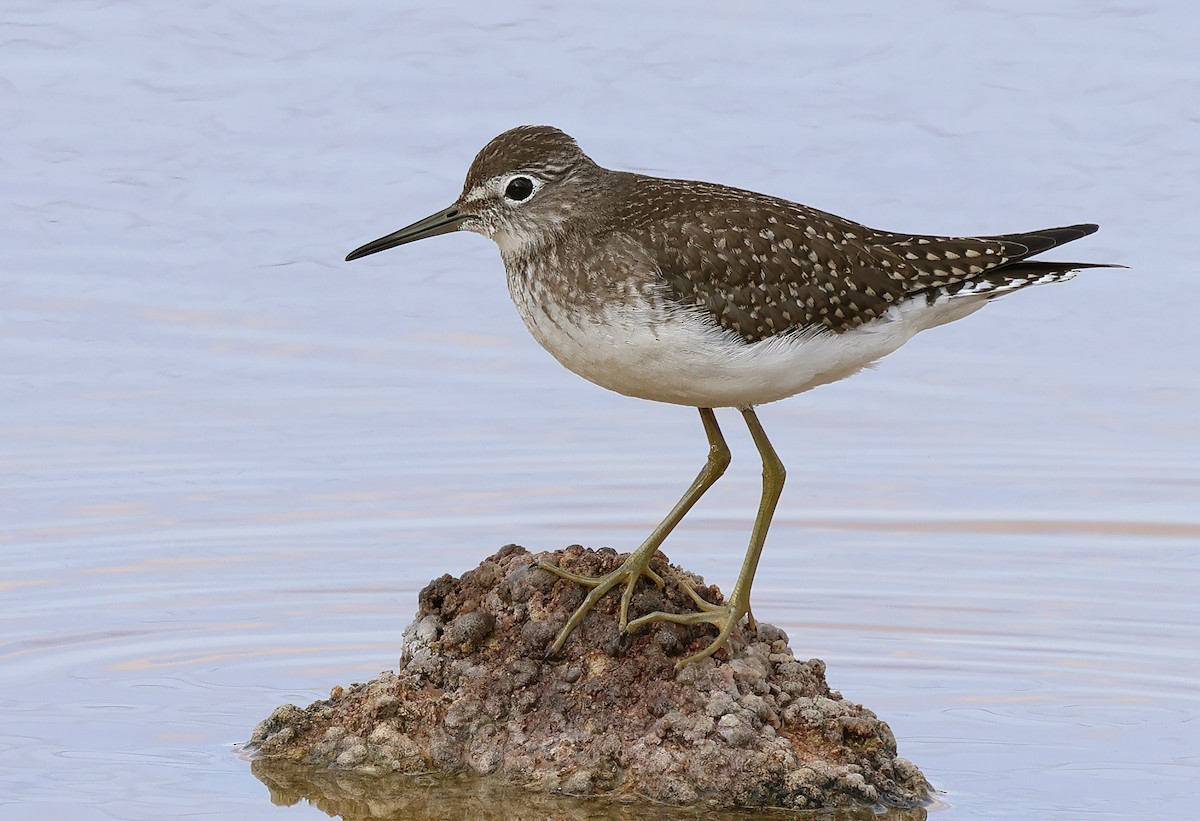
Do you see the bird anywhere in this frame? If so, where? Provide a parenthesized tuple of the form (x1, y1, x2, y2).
(346, 125, 1112, 670)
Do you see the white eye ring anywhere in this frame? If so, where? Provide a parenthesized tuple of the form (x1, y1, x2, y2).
(501, 174, 539, 203)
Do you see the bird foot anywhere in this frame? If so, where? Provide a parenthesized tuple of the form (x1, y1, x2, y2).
(626, 579, 755, 670)
(539, 551, 664, 656)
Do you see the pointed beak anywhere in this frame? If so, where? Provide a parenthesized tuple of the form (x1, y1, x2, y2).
(345, 205, 468, 261)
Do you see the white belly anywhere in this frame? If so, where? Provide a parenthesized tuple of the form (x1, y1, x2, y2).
(509, 283, 985, 408)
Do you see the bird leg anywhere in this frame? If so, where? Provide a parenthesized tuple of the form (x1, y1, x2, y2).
(627, 407, 786, 670)
(541, 408, 730, 656)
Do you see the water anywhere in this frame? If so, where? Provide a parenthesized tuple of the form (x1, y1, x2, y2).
(2, 1, 1197, 819)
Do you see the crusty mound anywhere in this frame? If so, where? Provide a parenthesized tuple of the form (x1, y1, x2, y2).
(249, 544, 929, 811)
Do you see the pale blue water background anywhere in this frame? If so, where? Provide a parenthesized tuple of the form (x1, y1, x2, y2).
(2, 1, 1197, 819)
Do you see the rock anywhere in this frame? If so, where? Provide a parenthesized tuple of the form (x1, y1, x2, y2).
(246, 544, 930, 811)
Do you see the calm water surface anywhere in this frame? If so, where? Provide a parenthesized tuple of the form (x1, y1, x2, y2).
(2, 2, 1197, 819)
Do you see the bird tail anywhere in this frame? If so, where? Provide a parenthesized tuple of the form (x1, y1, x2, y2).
(946, 260, 1120, 299)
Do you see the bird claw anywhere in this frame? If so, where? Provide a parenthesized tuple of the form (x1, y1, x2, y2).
(540, 554, 755, 669)
(626, 588, 752, 671)
(538, 551, 662, 655)
(675, 576, 724, 612)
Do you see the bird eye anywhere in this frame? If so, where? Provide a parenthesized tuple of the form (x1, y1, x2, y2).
(504, 176, 535, 202)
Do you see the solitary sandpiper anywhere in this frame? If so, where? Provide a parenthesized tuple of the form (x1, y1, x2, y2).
(347, 125, 1112, 669)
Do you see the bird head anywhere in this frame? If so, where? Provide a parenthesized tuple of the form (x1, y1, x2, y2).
(346, 125, 599, 263)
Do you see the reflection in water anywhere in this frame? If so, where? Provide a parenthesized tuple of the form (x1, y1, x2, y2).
(249, 760, 929, 821)
(3, 0, 1197, 819)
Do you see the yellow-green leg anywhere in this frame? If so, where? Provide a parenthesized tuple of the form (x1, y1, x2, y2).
(541, 407, 731, 656)
(627, 407, 786, 670)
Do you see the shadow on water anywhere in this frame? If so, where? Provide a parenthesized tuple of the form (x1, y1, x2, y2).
(249, 759, 930, 821)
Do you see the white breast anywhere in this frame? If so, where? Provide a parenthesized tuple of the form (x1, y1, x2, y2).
(506, 270, 988, 409)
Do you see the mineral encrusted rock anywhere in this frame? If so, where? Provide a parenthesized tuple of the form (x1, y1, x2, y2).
(248, 544, 930, 811)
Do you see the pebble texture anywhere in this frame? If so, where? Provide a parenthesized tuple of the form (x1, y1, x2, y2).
(248, 544, 930, 811)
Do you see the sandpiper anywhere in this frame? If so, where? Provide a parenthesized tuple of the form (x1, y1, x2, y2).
(347, 125, 1111, 669)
